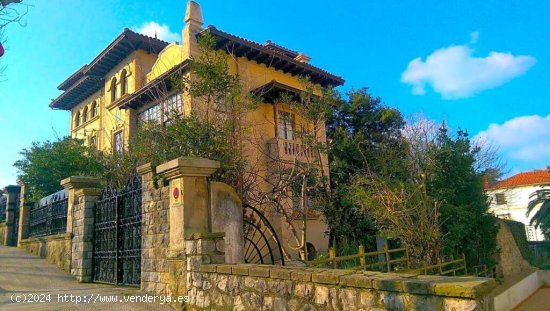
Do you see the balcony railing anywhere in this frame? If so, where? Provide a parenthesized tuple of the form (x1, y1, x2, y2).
(267, 138, 316, 162)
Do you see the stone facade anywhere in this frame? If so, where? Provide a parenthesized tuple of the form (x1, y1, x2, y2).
(0, 222, 6, 245)
(496, 219, 533, 278)
(183, 234, 496, 311)
(70, 188, 99, 281)
(139, 163, 171, 295)
(19, 233, 72, 272)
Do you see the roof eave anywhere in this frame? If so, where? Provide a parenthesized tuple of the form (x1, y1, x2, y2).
(118, 60, 191, 110)
(200, 27, 345, 88)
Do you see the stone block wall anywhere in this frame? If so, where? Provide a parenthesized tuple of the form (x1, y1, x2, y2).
(496, 219, 533, 278)
(189, 264, 496, 311)
(70, 189, 98, 282)
(0, 223, 6, 245)
(19, 237, 42, 256)
(140, 166, 171, 295)
(19, 233, 72, 272)
(180, 233, 496, 311)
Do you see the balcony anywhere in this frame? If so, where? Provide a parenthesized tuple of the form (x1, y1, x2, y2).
(267, 138, 316, 163)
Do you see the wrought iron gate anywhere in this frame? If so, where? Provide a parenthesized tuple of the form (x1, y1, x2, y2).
(243, 204, 285, 265)
(93, 174, 142, 286)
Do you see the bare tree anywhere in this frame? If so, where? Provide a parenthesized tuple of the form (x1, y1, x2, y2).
(242, 81, 338, 261)
(0, 0, 28, 78)
(351, 117, 444, 265)
(1, 0, 26, 29)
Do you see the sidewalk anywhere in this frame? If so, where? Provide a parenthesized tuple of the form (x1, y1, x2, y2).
(514, 287, 550, 311)
(0, 245, 173, 310)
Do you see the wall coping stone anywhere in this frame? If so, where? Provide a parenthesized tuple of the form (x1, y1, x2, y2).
(312, 269, 354, 285)
(3, 185, 21, 193)
(186, 232, 225, 240)
(136, 162, 154, 176)
(20, 232, 73, 243)
(197, 264, 497, 299)
(75, 188, 101, 198)
(156, 157, 220, 180)
(61, 176, 101, 190)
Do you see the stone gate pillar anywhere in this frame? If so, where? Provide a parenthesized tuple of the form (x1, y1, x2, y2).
(3, 185, 21, 246)
(156, 157, 220, 257)
(61, 176, 101, 282)
(17, 181, 32, 245)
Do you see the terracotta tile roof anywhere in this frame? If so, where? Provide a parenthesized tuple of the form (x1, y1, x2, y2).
(51, 28, 169, 110)
(489, 170, 550, 190)
(201, 26, 345, 87)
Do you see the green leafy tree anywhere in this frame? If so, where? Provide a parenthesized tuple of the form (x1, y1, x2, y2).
(347, 118, 442, 264)
(346, 118, 499, 268)
(14, 137, 103, 201)
(427, 127, 498, 267)
(325, 88, 407, 250)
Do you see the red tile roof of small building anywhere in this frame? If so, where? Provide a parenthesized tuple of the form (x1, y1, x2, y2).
(489, 170, 550, 190)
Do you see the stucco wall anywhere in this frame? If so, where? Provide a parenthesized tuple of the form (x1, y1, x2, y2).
(19, 233, 72, 272)
(488, 185, 548, 241)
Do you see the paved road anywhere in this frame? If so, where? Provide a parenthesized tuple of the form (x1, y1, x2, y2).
(0, 245, 173, 310)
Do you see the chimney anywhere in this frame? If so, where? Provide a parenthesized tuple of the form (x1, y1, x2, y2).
(185, 1, 203, 29)
(182, 1, 204, 59)
(294, 53, 311, 63)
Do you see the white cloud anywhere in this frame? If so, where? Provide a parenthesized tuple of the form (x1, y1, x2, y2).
(401, 42, 536, 99)
(475, 115, 550, 166)
(134, 22, 181, 43)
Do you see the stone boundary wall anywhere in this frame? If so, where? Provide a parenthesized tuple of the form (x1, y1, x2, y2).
(189, 263, 496, 311)
(19, 233, 72, 272)
(496, 219, 533, 278)
(0, 223, 6, 245)
(183, 233, 497, 311)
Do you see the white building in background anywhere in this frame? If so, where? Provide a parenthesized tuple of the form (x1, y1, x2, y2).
(487, 169, 550, 242)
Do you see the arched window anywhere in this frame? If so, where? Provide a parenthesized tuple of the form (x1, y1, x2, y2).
(83, 106, 88, 123)
(111, 77, 117, 102)
(74, 111, 81, 127)
(120, 69, 128, 96)
(91, 101, 98, 118)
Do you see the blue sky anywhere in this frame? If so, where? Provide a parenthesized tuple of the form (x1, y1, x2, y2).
(0, 0, 549, 186)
